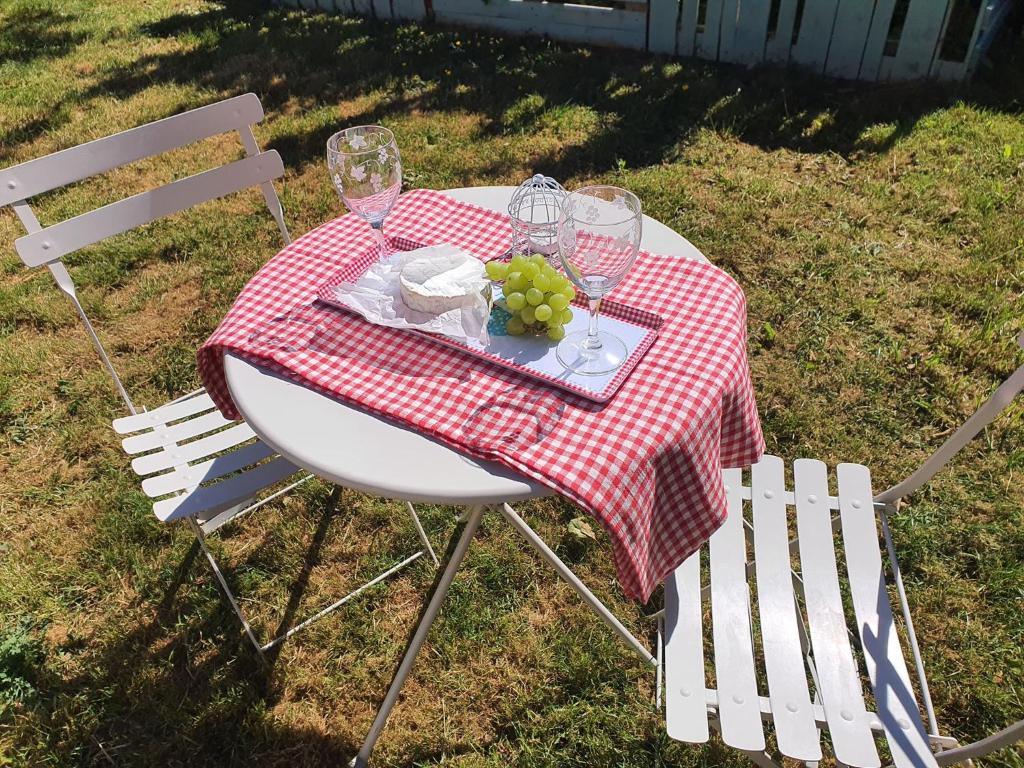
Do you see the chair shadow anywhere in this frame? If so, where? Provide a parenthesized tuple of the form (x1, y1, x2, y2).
(263, 484, 343, 665)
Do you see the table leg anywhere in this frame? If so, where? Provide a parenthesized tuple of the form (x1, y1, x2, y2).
(353, 504, 487, 768)
(499, 503, 656, 666)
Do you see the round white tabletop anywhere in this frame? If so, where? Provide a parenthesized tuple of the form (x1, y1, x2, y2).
(224, 186, 707, 505)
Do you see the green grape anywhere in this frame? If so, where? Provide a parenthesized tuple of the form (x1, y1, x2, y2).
(509, 254, 528, 272)
(551, 275, 569, 292)
(522, 262, 540, 280)
(534, 304, 553, 322)
(564, 285, 577, 301)
(533, 273, 551, 292)
(530, 254, 547, 269)
(501, 282, 516, 297)
(506, 292, 526, 311)
(546, 324, 566, 342)
(548, 293, 569, 312)
(561, 309, 574, 325)
(541, 264, 558, 280)
(485, 261, 505, 280)
(506, 316, 526, 335)
(525, 287, 544, 306)
(507, 271, 527, 290)
(520, 305, 536, 324)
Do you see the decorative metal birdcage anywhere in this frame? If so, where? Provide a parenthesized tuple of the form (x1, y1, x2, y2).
(508, 174, 566, 260)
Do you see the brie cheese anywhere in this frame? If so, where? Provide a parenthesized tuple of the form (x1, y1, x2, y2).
(398, 245, 488, 315)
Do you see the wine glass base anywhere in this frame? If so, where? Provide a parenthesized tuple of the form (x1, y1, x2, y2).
(556, 330, 628, 376)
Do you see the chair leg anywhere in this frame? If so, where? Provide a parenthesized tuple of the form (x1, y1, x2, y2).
(187, 517, 265, 657)
(189, 491, 436, 656)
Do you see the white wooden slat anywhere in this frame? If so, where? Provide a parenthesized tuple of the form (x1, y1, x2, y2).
(434, 0, 647, 34)
(391, 0, 425, 20)
(824, 0, 876, 78)
(15, 152, 285, 267)
(694, 0, 724, 60)
(131, 422, 258, 476)
(153, 456, 299, 523)
(709, 468, 766, 751)
(765, 0, 800, 62)
(837, 463, 938, 768)
(717, 0, 741, 62)
(678, 0, 700, 56)
(0, 94, 264, 207)
(858, 0, 897, 80)
(664, 550, 710, 743)
(751, 456, 822, 762)
(789, 0, 839, 72)
(889, 0, 951, 80)
(967, 0, 1013, 77)
(731, 0, 772, 66)
(112, 391, 216, 435)
(793, 459, 881, 768)
(122, 410, 234, 455)
(648, 0, 680, 54)
(142, 440, 277, 497)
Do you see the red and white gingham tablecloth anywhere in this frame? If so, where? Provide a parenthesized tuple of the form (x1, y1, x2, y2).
(198, 189, 764, 602)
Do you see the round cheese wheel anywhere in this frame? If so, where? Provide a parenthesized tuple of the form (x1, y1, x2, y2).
(399, 246, 487, 315)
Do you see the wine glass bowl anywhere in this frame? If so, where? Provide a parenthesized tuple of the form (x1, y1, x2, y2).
(327, 125, 402, 255)
(556, 185, 642, 375)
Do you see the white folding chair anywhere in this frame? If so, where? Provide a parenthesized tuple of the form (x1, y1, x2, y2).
(661, 332, 1024, 766)
(1, 93, 438, 656)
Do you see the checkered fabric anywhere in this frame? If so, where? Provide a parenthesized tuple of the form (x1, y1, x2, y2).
(198, 189, 764, 601)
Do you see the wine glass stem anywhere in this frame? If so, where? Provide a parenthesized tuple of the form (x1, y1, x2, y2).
(370, 219, 388, 257)
(584, 297, 603, 351)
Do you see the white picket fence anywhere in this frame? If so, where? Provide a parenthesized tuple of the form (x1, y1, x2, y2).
(278, 0, 1013, 82)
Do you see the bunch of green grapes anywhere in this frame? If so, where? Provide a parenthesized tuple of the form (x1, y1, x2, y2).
(485, 253, 576, 341)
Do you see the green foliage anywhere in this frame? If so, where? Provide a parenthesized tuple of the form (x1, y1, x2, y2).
(0, 619, 44, 709)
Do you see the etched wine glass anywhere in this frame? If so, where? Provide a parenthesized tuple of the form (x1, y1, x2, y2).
(556, 185, 642, 375)
(327, 125, 402, 257)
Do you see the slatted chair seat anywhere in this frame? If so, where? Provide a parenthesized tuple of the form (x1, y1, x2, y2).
(660, 335, 1024, 768)
(112, 390, 300, 531)
(666, 457, 939, 767)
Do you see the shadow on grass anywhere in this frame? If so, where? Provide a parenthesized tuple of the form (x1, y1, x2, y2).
(18, 488, 364, 765)
(0, 4, 85, 65)
(5, 0, 1023, 173)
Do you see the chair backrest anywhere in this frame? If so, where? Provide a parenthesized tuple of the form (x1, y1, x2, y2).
(0, 93, 290, 414)
(876, 330, 1024, 504)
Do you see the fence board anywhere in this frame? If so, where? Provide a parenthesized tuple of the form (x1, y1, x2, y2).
(649, 0, 680, 54)
(765, 0, 799, 62)
(678, 0, 700, 56)
(889, 0, 950, 80)
(732, 0, 772, 65)
(930, 0, 984, 79)
(790, 0, 839, 72)
(432, 0, 646, 47)
(857, 0, 895, 80)
(717, 0, 741, 62)
(695, 0, 724, 59)
(967, 0, 1011, 76)
(280, 0, 1007, 82)
(824, 0, 875, 78)
(391, 0, 426, 19)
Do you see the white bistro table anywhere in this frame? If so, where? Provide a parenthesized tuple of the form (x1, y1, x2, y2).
(223, 186, 708, 765)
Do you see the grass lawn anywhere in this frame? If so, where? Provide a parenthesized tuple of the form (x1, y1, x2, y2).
(1, 0, 1023, 765)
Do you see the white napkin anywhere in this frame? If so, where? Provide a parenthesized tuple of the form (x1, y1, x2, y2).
(327, 245, 491, 345)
